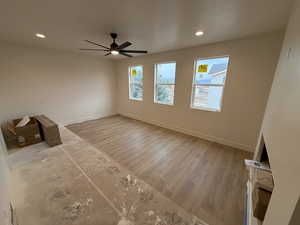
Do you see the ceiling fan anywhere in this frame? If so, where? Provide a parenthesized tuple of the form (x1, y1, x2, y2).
(80, 33, 148, 57)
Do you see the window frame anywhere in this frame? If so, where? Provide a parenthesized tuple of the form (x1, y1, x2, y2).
(128, 65, 144, 101)
(153, 61, 177, 106)
(190, 55, 230, 112)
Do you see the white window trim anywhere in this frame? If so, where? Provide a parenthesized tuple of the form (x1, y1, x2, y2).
(153, 61, 177, 106)
(190, 55, 230, 112)
(128, 65, 143, 101)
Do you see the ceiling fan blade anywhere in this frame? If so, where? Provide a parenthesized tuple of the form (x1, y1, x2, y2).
(117, 41, 132, 50)
(85, 40, 109, 49)
(120, 50, 148, 54)
(105, 52, 111, 56)
(120, 52, 133, 57)
(80, 48, 109, 51)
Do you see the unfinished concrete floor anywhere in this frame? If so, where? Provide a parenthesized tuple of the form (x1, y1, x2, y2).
(10, 130, 118, 225)
(10, 127, 207, 225)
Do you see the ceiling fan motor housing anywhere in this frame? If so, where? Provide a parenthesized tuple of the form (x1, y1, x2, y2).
(110, 33, 119, 49)
(111, 42, 118, 49)
(110, 33, 118, 40)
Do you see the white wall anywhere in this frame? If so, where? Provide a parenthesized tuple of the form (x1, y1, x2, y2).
(116, 32, 284, 152)
(259, 0, 300, 224)
(0, 41, 117, 125)
(289, 198, 300, 225)
(0, 130, 11, 225)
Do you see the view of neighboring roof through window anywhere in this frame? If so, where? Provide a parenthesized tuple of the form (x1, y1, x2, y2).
(191, 56, 230, 111)
(128, 65, 143, 101)
(154, 62, 176, 105)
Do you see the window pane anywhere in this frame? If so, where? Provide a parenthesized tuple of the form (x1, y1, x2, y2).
(130, 66, 143, 83)
(130, 84, 143, 100)
(154, 62, 176, 105)
(156, 84, 174, 104)
(193, 86, 223, 111)
(194, 57, 229, 85)
(129, 65, 143, 101)
(156, 62, 176, 84)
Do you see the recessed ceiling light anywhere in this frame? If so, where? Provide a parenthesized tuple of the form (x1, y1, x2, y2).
(111, 50, 119, 55)
(195, 30, 204, 36)
(35, 33, 46, 39)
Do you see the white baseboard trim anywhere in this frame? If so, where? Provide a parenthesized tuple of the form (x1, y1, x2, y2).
(63, 113, 118, 126)
(119, 112, 254, 153)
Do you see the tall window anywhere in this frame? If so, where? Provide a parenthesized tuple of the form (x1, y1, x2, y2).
(154, 62, 176, 105)
(128, 65, 143, 101)
(191, 56, 230, 111)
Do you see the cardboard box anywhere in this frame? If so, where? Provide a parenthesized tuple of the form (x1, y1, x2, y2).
(254, 169, 274, 192)
(1, 122, 18, 149)
(252, 186, 272, 221)
(35, 115, 62, 147)
(8, 117, 42, 147)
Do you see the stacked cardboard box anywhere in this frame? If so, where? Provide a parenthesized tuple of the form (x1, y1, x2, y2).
(35, 115, 62, 147)
(7, 117, 42, 147)
(252, 169, 273, 221)
(245, 159, 274, 224)
(252, 187, 272, 221)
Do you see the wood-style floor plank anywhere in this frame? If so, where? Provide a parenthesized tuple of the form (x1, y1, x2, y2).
(67, 115, 251, 225)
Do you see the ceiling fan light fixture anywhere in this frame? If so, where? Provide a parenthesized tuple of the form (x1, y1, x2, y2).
(35, 33, 46, 39)
(111, 50, 119, 55)
(195, 30, 204, 36)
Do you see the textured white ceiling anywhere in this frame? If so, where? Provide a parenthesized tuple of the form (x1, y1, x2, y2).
(0, 0, 293, 58)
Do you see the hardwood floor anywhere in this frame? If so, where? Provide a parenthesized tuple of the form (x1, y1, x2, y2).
(67, 115, 252, 225)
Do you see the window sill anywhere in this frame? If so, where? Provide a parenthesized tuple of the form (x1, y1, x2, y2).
(129, 98, 143, 102)
(154, 101, 174, 106)
(190, 105, 221, 112)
